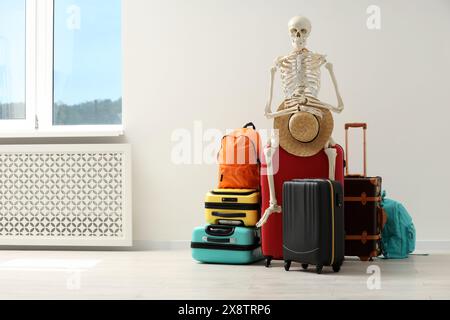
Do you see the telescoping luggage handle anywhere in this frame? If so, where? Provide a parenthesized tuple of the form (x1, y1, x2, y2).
(345, 123, 368, 177)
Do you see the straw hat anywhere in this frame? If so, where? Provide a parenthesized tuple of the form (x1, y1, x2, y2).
(274, 102, 334, 157)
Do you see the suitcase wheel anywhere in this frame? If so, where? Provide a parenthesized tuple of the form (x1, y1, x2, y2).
(265, 257, 272, 268)
(332, 264, 341, 273)
(284, 261, 291, 272)
(301, 264, 309, 270)
(359, 256, 370, 262)
(316, 265, 323, 274)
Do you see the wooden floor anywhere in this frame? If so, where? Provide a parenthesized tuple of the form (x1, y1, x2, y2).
(0, 250, 448, 300)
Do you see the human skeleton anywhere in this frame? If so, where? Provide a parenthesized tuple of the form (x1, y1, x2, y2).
(257, 16, 345, 227)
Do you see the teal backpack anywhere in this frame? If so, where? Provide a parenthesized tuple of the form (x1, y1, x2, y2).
(381, 191, 416, 259)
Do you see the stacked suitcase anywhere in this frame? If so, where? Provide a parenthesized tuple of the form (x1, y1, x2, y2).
(191, 124, 264, 265)
(205, 189, 260, 227)
(191, 188, 263, 264)
(191, 224, 262, 265)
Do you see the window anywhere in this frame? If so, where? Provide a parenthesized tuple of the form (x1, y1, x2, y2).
(0, 0, 26, 121)
(0, 0, 122, 137)
(53, 0, 122, 126)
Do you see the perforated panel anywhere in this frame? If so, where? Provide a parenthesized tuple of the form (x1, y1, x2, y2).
(0, 145, 132, 246)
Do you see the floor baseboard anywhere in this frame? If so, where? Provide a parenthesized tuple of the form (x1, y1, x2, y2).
(0, 241, 190, 252)
(133, 240, 450, 254)
(1, 240, 449, 253)
(414, 240, 450, 254)
(132, 240, 189, 251)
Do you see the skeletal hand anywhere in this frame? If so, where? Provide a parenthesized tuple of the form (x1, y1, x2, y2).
(272, 204, 282, 213)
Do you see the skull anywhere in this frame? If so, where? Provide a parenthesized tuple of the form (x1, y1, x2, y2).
(288, 16, 312, 50)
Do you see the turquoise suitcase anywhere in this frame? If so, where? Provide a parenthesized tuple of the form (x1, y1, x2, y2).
(191, 225, 263, 265)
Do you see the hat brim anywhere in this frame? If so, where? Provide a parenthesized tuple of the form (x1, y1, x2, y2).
(274, 102, 334, 157)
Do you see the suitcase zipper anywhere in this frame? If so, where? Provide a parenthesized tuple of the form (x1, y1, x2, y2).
(326, 180, 335, 266)
(211, 190, 257, 196)
(212, 212, 247, 218)
(191, 242, 260, 251)
(205, 202, 260, 211)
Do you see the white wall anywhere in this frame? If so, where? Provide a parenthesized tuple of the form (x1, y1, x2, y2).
(122, 0, 450, 243)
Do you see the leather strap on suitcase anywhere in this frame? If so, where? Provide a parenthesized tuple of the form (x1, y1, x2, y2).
(346, 233, 381, 244)
(344, 193, 382, 205)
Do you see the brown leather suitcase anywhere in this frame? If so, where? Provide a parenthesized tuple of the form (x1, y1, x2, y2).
(344, 123, 386, 261)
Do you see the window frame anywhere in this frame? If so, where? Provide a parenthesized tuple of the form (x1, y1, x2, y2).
(0, 0, 124, 138)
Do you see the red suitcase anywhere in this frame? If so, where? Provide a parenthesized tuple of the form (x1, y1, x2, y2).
(260, 145, 345, 267)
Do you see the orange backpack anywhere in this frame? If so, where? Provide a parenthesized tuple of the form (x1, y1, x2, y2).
(218, 123, 261, 190)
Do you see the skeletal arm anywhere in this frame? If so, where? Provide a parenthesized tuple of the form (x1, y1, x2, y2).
(324, 61, 344, 113)
(256, 136, 282, 228)
(265, 65, 277, 118)
(265, 57, 283, 119)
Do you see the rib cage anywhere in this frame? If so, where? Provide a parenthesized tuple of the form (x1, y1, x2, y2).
(278, 51, 326, 100)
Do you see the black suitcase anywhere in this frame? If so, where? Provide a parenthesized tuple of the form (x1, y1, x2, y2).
(283, 179, 345, 274)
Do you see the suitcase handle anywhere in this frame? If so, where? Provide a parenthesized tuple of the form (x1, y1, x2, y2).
(203, 237, 236, 244)
(345, 123, 368, 177)
(243, 122, 256, 130)
(205, 225, 235, 237)
(345, 123, 367, 130)
(212, 212, 246, 218)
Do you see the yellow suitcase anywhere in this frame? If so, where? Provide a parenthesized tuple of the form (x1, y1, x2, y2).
(205, 189, 260, 227)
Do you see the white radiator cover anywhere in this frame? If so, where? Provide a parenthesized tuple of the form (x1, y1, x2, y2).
(0, 144, 132, 247)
